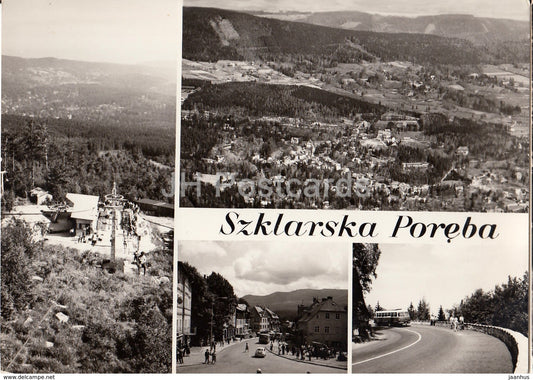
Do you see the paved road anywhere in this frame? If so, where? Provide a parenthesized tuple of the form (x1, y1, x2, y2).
(353, 325, 513, 373)
(177, 340, 346, 374)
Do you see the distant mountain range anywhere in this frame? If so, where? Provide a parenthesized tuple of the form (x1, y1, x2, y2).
(242, 288, 347, 320)
(2, 55, 176, 97)
(183, 7, 528, 64)
(250, 11, 529, 46)
(2, 55, 177, 130)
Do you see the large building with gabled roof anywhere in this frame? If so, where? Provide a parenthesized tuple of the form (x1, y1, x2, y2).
(296, 296, 347, 349)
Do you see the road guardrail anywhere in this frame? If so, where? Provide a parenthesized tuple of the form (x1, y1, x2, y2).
(431, 321, 527, 373)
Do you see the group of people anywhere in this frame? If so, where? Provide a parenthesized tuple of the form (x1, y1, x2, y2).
(76, 227, 99, 245)
(177, 344, 190, 364)
(450, 315, 465, 332)
(133, 251, 148, 275)
(268, 341, 339, 362)
(204, 349, 217, 364)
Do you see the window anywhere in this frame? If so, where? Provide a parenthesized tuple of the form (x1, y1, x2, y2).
(314, 326, 319, 333)
(324, 326, 330, 334)
(325, 313, 330, 319)
(335, 313, 340, 319)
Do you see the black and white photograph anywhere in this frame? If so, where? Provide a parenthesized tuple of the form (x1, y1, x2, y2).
(177, 240, 349, 373)
(179, 0, 529, 212)
(352, 242, 528, 373)
(1, 0, 177, 373)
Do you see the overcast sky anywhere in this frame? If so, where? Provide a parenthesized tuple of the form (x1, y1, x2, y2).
(178, 241, 349, 297)
(184, 0, 530, 20)
(365, 241, 528, 314)
(2, 0, 179, 64)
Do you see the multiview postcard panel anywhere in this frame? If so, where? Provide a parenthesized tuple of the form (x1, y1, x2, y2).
(1, 0, 177, 373)
(179, 0, 529, 213)
(177, 240, 350, 374)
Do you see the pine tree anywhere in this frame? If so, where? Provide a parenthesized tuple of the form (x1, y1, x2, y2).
(438, 305, 446, 321)
(417, 299, 430, 321)
(407, 302, 416, 320)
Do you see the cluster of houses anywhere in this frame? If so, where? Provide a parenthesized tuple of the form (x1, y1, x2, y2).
(187, 109, 528, 212)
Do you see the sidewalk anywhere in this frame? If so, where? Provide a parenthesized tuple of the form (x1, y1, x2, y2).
(265, 346, 347, 370)
(178, 338, 254, 368)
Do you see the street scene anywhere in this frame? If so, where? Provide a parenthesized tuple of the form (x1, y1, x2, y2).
(352, 242, 528, 373)
(177, 241, 349, 373)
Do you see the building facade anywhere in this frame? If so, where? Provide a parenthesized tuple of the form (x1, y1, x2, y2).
(235, 304, 251, 337)
(297, 296, 347, 350)
(264, 307, 281, 333)
(250, 306, 269, 333)
(177, 262, 193, 347)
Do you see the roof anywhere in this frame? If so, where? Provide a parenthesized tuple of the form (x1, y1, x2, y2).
(264, 307, 279, 319)
(236, 304, 248, 312)
(66, 193, 99, 221)
(30, 187, 50, 196)
(253, 306, 265, 316)
(298, 298, 346, 323)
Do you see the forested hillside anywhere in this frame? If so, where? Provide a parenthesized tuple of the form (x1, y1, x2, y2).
(2, 117, 174, 210)
(183, 7, 512, 65)
(182, 82, 387, 118)
(1, 221, 172, 373)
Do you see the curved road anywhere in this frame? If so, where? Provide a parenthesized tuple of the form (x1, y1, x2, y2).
(177, 340, 345, 374)
(353, 325, 513, 373)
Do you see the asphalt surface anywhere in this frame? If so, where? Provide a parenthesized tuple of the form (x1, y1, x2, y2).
(177, 340, 346, 374)
(353, 325, 514, 373)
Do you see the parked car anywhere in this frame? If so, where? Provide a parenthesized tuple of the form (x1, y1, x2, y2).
(254, 347, 266, 358)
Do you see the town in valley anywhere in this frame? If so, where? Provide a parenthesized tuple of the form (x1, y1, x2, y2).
(180, 7, 529, 212)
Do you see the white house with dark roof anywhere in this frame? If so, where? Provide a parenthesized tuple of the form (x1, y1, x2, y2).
(66, 193, 99, 234)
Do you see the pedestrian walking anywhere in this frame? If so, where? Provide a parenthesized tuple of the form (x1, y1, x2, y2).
(211, 351, 217, 364)
(204, 349, 210, 364)
(138, 251, 147, 275)
(245, 342, 249, 352)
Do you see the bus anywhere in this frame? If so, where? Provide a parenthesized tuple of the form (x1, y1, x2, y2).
(258, 333, 270, 344)
(374, 309, 410, 327)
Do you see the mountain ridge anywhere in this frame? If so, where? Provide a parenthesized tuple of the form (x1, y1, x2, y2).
(249, 10, 529, 45)
(183, 6, 526, 65)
